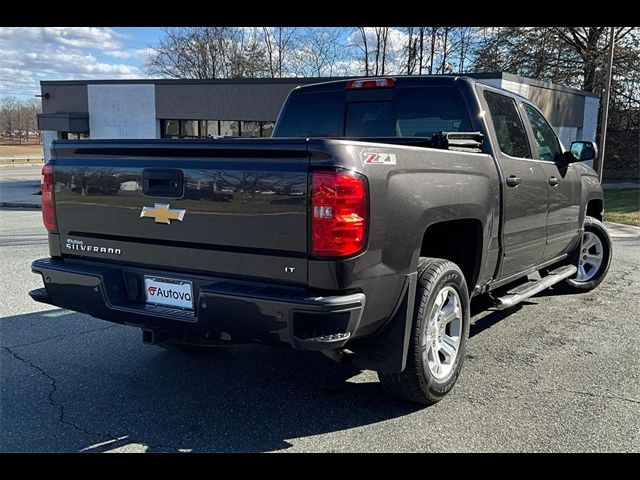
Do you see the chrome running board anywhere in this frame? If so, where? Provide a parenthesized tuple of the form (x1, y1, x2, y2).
(493, 265, 577, 310)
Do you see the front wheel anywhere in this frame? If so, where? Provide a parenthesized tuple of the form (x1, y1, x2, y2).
(377, 258, 470, 404)
(552, 216, 612, 293)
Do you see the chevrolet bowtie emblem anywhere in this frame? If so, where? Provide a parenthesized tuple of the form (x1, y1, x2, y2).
(140, 203, 186, 224)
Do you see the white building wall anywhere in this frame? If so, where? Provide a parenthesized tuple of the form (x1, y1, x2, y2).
(555, 126, 578, 150)
(87, 84, 157, 139)
(582, 96, 600, 142)
(42, 130, 57, 162)
(477, 79, 503, 90)
(500, 79, 531, 99)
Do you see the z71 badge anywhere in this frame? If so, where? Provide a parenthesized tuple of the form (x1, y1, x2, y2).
(362, 152, 397, 165)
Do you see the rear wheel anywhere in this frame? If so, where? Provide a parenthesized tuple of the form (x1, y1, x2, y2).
(548, 216, 612, 293)
(377, 258, 470, 404)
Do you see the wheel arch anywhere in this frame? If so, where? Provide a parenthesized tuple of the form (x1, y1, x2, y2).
(418, 217, 484, 293)
(586, 198, 604, 222)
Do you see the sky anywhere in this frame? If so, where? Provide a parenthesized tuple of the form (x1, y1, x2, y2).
(0, 27, 164, 100)
(0, 27, 440, 101)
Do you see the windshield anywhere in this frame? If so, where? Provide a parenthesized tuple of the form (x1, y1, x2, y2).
(274, 86, 472, 138)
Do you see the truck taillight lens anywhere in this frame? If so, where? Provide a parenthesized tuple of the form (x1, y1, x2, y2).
(41, 164, 57, 233)
(311, 170, 368, 258)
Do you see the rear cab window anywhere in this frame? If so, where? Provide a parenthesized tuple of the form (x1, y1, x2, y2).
(274, 85, 472, 139)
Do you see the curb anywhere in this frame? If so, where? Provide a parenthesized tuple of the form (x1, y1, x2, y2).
(604, 221, 640, 238)
(0, 202, 41, 209)
(605, 221, 640, 229)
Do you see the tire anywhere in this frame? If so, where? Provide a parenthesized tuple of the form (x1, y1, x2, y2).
(377, 258, 470, 404)
(549, 216, 612, 294)
(157, 340, 218, 354)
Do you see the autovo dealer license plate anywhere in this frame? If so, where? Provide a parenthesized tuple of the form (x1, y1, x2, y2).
(144, 276, 194, 310)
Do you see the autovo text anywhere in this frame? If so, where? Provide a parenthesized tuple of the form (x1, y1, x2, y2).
(147, 286, 192, 302)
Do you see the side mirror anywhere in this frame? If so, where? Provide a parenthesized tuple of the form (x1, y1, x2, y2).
(569, 141, 598, 162)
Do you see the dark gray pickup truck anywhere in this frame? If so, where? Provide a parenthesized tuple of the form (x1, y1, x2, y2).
(31, 76, 611, 404)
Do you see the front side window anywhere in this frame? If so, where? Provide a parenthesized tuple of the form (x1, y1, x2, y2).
(483, 91, 531, 159)
(523, 104, 563, 161)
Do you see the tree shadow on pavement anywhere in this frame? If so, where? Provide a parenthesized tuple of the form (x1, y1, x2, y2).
(0, 309, 423, 453)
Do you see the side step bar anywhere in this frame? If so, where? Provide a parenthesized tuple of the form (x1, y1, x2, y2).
(493, 265, 577, 310)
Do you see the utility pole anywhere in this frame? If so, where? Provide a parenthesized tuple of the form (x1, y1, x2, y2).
(597, 27, 616, 183)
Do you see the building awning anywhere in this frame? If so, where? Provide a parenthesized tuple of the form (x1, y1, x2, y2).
(37, 113, 89, 132)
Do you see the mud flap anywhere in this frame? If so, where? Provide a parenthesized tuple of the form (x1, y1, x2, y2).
(350, 272, 417, 373)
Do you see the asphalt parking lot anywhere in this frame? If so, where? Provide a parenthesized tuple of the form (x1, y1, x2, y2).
(1, 207, 639, 452)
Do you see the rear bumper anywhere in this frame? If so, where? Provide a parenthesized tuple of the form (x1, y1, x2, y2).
(30, 258, 365, 350)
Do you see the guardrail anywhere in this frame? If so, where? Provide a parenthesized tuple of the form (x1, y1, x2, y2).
(0, 158, 44, 165)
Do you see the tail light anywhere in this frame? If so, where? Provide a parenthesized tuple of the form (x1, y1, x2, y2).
(311, 170, 368, 257)
(346, 77, 395, 90)
(41, 163, 57, 233)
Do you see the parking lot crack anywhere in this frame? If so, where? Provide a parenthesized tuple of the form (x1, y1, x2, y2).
(1, 346, 119, 441)
(4, 325, 118, 349)
(2, 346, 179, 452)
(558, 387, 640, 406)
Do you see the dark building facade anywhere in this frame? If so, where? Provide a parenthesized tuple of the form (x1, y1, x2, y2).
(38, 73, 599, 164)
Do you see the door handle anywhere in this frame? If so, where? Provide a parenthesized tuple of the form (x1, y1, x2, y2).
(548, 176, 559, 186)
(506, 175, 521, 187)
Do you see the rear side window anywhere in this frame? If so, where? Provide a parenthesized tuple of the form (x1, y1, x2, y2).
(484, 91, 531, 159)
(274, 86, 471, 138)
(275, 90, 343, 137)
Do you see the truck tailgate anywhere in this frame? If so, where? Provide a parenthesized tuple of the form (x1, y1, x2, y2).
(52, 139, 310, 284)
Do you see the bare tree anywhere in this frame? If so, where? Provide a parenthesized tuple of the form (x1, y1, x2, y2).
(429, 27, 438, 74)
(0, 97, 42, 144)
(356, 27, 370, 76)
(25, 98, 41, 142)
(440, 27, 450, 74)
(472, 26, 640, 130)
(262, 27, 298, 78)
(0, 97, 18, 142)
(450, 27, 476, 73)
(405, 27, 417, 75)
(291, 28, 349, 77)
(352, 27, 391, 76)
(376, 27, 389, 75)
(553, 27, 634, 91)
(418, 27, 425, 74)
(147, 27, 268, 79)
